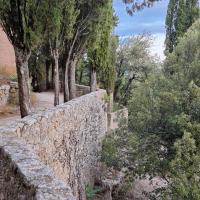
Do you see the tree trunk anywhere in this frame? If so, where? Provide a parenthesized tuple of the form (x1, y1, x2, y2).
(64, 61, 69, 102)
(114, 80, 121, 101)
(69, 58, 77, 100)
(79, 68, 83, 84)
(90, 66, 97, 92)
(122, 76, 135, 106)
(63, 31, 79, 102)
(15, 49, 32, 118)
(107, 90, 114, 113)
(46, 60, 51, 90)
(53, 49, 60, 106)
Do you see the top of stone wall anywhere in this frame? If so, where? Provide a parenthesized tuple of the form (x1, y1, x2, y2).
(0, 129, 76, 200)
(4, 89, 106, 132)
(0, 79, 10, 86)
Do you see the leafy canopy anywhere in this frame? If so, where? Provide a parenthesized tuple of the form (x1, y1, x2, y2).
(102, 19, 200, 199)
(0, 0, 45, 51)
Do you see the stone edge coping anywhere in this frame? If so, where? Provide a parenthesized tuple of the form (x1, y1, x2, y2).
(0, 130, 76, 200)
(0, 90, 107, 134)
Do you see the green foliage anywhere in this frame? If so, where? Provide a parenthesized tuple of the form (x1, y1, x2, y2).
(85, 185, 102, 200)
(43, 0, 77, 51)
(102, 120, 138, 173)
(102, 19, 200, 199)
(165, 0, 199, 53)
(114, 34, 156, 105)
(167, 132, 200, 200)
(76, 59, 90, 85)
(99, 35, 118, 93)
(101, 133, 123, 170)
(87, 0, 117, 93)
(29, 46, 48, 92)
(0, 0, 44, 51)
(123, 0, 161, 15)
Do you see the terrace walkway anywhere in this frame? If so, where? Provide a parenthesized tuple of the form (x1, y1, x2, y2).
(0, 92, 64, 126)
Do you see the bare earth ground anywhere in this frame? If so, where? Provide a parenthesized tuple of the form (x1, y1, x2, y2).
(0, 92, 64, 126)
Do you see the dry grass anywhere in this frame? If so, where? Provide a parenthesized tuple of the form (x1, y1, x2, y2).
(8, 92, 37, 106)
(0, 93, 37, 118)
(31, 93, 37, 104)
(0, 65, 17, 79)
(0, 105, 19, 117)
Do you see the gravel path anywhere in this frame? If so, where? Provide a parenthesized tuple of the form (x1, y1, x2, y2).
(0, 92, 64, 126)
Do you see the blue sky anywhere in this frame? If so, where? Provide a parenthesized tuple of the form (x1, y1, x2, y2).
(113, 0, 169, 59)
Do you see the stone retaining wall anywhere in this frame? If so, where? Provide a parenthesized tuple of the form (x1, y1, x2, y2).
(2, 90, 107, 200)
(8, 81, 18, 104)
(0, 131, 76, 200)
(0, 81, 18, 106)
(0, 84, 10, 106)
(76, 84, 90, 97)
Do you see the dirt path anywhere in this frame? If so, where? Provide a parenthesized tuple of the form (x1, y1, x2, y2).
(33, 92, 64, 109)
(0, 92, 64, 126)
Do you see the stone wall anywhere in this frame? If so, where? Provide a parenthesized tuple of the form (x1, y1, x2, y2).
(6, 90, 107, 200)
(8, 82, 19, 104)
(0, 131, 76, 200)
(76, 84, 90, 97)
(0, 84, 10, 106)
(60, 84, 90, 97)
(0, 81, 18, 106)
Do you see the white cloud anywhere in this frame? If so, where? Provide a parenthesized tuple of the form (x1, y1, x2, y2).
(142, 21, 164, 28)
(150, 33, 166, 61)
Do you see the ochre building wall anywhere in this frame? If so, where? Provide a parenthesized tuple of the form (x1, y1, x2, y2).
(0, 28, 16, 75)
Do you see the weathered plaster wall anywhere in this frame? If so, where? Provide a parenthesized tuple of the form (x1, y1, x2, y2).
(7, 90, 107, 200)
(0, 131, 76, 200)
(0, 27, 16, 74)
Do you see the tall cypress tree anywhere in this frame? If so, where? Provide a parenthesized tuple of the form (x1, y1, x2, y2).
(165, 0, 199, 54)
(63, 0, 115, 102)
(88, 0, 114, 92)
(44, 0, 77, 106)
(165, 0, 177, 54)
(175, 0, 186, 39)
(185, 0, 199, 30)
(0, 0, 44, 117)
